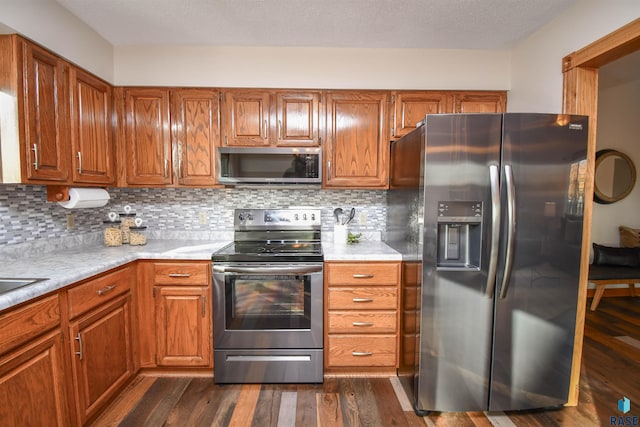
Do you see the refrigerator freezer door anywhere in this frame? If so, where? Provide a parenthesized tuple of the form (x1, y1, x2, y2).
(490, 114, 588, 410)
(417, 114, 502, 412)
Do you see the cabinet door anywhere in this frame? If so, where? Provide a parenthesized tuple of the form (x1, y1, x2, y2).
(275, 91, 321, 146)
(69, 293, 134, 425)
(21, 40, 69, 182)
(171, 88, 219, 186)
(0, 330, 70, 427)
(69, 67, 115, 184)
(452, 91, 507, 113)
(155, 286, 211, 367)
(123, 88, 172, 184)
(221, 90, 270, 146)
(324, 91, 390, 188)
(392, 91, 450, 139)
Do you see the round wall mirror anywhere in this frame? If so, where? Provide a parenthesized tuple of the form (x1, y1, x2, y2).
(594, 149, 636, 204)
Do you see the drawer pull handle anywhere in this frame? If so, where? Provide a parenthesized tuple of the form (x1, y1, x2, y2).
(168, 273, 191, 278)
(353, 274, 374, 279)
(352, 351, 373, 357)
(75, 333, 84, 360)
(97, 284, 116, 296)
(352, 298, 373, 303)
(352, 322, 374, 327)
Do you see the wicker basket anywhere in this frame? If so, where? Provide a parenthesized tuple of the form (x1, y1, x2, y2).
(619, 226, 640, 247)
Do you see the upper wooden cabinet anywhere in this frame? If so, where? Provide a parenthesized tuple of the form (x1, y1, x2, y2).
(121, 87, 172, 185)
(119, 87, 220, 186)
(0, 35, 70, 184)
(0, 35, 119, 186)
(69, 67, 115, 184)
(452, 91, 507, 113)
(171, 88, 219, 186)
(324, 91, 390, 189)
(221, 89, 270, 146)
(221, 89, 321, 147)
(274, 91, 321, 146)
(391, 91, 449, 139)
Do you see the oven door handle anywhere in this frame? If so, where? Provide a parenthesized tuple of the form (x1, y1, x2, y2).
(213, 265, 323, 275)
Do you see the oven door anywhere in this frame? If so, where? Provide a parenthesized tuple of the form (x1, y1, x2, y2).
(212, 263, 323, 349)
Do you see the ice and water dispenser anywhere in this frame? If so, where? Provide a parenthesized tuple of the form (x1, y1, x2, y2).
(436, 201, 482, 270)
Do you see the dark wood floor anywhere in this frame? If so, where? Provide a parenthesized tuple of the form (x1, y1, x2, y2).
(91, 296, 640, 426)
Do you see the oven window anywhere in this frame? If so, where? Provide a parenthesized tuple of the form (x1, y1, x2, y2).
(225, 275, 311, 330)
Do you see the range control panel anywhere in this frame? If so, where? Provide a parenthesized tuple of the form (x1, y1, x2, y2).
(234, 208, 322, 229)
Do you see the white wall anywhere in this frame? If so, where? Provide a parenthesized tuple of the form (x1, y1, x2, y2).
(591, 78, 640, 246)
(508, 0, 640, 113)
(0, 0, 113, 81)
(1, 0, 638, 97)
(113, 46, 510, 89)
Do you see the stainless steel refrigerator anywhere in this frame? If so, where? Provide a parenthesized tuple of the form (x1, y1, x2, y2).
(387, 113, 588, 413)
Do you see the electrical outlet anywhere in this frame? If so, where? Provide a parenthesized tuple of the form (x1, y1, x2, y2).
(66, 213, 75, 230)
(198, 211, 208, 225)
(358, 212, 367, 225)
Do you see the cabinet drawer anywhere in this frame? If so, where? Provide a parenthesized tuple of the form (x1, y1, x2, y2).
(327, 335, 396, 367)
(326, 262, 400, 285)
(327, 287, 397, 310)
(0, 295, 60, 355)
(68, 266, 132, 319)
(328, 311, 397, 333)
(154, 262, 210, 285)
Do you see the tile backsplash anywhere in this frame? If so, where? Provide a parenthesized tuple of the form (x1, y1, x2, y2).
(0, 185, 387, 246)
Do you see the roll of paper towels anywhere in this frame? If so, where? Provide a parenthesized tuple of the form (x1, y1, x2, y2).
(58, 188, 110, 209)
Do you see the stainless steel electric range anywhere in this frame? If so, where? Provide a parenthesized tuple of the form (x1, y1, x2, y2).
(211, 208, 323, 383)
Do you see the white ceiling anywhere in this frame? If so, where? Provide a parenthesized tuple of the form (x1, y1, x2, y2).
(54, 0, 577, 50)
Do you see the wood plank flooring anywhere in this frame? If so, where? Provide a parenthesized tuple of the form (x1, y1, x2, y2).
(91, 296, 639, 427)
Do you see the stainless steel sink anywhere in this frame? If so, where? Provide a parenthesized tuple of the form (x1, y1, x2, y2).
(0, 278, 48, 295)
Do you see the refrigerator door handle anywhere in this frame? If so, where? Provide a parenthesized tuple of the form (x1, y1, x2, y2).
(486, 164, 501, 298)
(499, 164, 517, 299)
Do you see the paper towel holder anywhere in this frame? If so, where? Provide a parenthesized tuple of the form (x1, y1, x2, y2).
(47, 185, 70, 202)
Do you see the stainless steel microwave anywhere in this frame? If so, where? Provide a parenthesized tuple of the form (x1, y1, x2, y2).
(218, 147, 322, 185)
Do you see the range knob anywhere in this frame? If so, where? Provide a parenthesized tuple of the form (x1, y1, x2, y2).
(247, 214, 254, 221)
(238, 213, 245, 221)
(294, 214, 299, 221)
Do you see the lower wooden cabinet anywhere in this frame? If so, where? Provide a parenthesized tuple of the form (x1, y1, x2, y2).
(154, 285, 211, 366)
(0, 329, 71, 426)
(68, 293, 134, 425)
(324, 261, 401, 372)
(67, 265, 135, 426)
(137, 260, 213, 368)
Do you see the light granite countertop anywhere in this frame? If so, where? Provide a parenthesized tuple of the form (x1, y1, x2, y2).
(0, 238, 402, 312)
(321, 240, 402, 261)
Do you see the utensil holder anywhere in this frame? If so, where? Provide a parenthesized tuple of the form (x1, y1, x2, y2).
(334, 224, 348, 245)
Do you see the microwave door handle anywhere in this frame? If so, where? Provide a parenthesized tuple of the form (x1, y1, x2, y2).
(485, 164, 500, 298)
(213, 265, 323, 275)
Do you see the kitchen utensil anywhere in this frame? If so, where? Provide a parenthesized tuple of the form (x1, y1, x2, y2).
(345, 207, 356, 225)
(333, 208, 343, 224)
